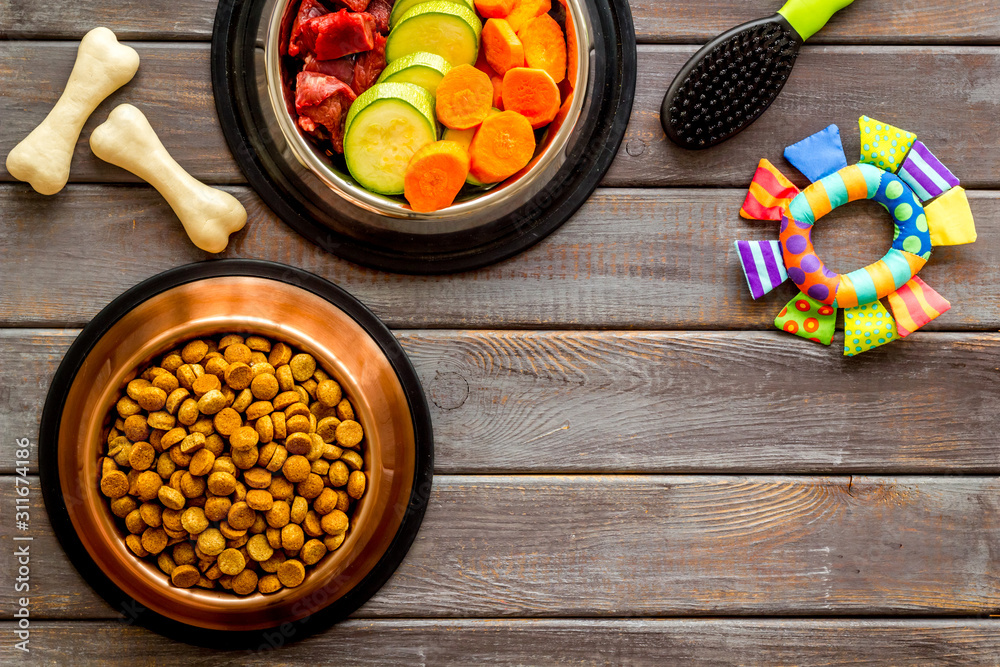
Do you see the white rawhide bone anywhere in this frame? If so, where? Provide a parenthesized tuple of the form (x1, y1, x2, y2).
(90, 104, 247, 253)
(5, 27, 139, 195)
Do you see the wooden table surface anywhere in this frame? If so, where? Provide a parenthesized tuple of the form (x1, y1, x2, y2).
(2, 0, 1000, 663)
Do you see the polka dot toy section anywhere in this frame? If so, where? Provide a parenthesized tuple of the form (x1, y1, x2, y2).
(734, 116, 977, 357)
(859, 116, 916, 173)
(843, 301, 898, 357)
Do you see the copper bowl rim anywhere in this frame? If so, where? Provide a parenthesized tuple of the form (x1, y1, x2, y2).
(39, 260, 433, 647)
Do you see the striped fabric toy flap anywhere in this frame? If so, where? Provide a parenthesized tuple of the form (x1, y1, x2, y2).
(735, 240, 788, 299)
(886, 276, 952, 337)
(898, 140, 960, 202)
(740, 158, 800, 221)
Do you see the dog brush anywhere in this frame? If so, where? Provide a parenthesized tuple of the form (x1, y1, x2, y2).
(660, 0, 855, 149)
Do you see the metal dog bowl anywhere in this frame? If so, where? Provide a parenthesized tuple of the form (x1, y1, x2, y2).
(212, 0, 635, 273)
(39, 260, 433, 647)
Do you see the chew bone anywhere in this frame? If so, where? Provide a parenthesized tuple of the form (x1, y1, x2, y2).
(5, 27, 140, 195)
(90, 104, 247, 253)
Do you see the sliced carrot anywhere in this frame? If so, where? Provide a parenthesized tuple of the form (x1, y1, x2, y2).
(504, 0, 551, 32)
(482, 19, 525, 77)
(475, 47, 498, 78)
(518, 13, 566, 83)
(564, 5, 577, 91)
(474, 0, 514, 18)
(435, 64, 495, 130)
(500, 67, 560, 129)
(404, 141, 470, 212)
(468, 110, 535, 183)
(491, 75, 504, 109)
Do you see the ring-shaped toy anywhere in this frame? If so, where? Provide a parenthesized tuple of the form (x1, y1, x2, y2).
(779, 163, 931, 308)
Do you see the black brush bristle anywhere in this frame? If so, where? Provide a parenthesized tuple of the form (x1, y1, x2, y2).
(661, 15, 803, 149)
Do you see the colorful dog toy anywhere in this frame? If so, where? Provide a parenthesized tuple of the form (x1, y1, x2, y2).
(735, 116, 977, 356)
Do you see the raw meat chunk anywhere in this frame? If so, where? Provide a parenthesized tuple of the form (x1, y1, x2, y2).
(352, 33, 386, 96)
(334, 0, 371, 10)
(366, 0, 393, 34)
(288, 0, 329, 58)
(303, 53, 356, 87)
(295, 71, 357, 153)
(300, 10, 378, 61)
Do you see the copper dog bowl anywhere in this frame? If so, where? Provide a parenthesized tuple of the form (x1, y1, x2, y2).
(40, 260, 433, 646)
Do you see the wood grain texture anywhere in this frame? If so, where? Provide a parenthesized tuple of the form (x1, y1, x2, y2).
(4, 44, 1000, 188)
(1, 186, 997, 329)
(3, 619, 999, 665)
(607, 46, 1000, 189)
(5, 329, 1000, 475)
(4, 0, 999, 44)
(4, 475, 999, 619)
(0, 42, 239, 185)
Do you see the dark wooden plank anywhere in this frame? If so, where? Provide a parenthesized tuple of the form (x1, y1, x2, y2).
(3, 619, 999, 665)
(4, 0, 1000, 44)
(3, 474, 999, 619)
(2, 186, 997, 330)
(0, 42, 239, 185)
(6, 329, 1000, 475)
(607, 46, 1000, 189)
(4, 44, 1000, 188)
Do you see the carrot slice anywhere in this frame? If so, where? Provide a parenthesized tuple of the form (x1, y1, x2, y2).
(475, 47, 498, 78)
(504, 0, 551, 32)
(491, 75, 504, 109)
(475, 0, 514, 18)
(500, 67, 560, 129)
(518, 13, 566, 83)
(435, 64, 494, 130)
(468, 110, 535, 183)
(404, 141, 471, 212)
(564, 5, 577, 91)
(482, 19, 525, 77)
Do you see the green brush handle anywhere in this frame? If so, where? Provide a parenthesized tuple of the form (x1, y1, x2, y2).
(777, 0, 855, 41)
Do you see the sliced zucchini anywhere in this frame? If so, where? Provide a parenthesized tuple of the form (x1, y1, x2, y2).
(376, 52, 452, 94)
(344, 82, 438, 195)
(386, 2, 482, 68)
(389, 0, 475, 30)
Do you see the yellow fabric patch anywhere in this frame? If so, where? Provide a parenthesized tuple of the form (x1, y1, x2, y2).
(858, 116, 916, 173)
(925, 186, 977, 246)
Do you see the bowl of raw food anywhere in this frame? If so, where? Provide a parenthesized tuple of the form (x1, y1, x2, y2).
(212, 0, 635, 272)
(39, 260, 433, 647)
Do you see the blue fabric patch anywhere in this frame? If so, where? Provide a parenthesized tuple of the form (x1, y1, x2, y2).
(784, 124, 849, 184)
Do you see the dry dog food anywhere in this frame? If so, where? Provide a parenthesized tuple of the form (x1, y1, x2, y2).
(98, 333, 368, 596)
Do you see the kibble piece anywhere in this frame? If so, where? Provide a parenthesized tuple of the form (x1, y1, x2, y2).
(191, 372, 221, 397)
(177, 398, 200, 426)
(256, 415, 274, 444)
(157, 553, 177, 576)
(311, 459, 331, 476)
(316, 417, 341, 443)
(245, 400, 274, 421)
(228, 501, 256, 531)
(322, 443, 344, 461)
(275, 365, 295, 393)
(139, 502, 163, 527)
(267, 342, 292, 367)
(244, 335, 270, 352)
(158, 485, 186, 511)
(246, 534, 274, 562)
(287, 353, 315, 382)
(300, 539, 327, 566)
(101, 471, 129, 498)
(126, 509, 146, 534)
(335, 421, 364, 449)
(286, 414, 311, 436)
(340, 450, 364, 471)
(141, 527, 168, 555)
(244, 467, 272, 489)
(137, 386, 167, 412)
(110, 496, 137, 518)
(204, 496, 232, 522)
(224, 343, 253, 365)
(151, 372, 180, 394)
(224, 362, 253, 391)
(128, 441, 155, 471)
(266, 501, 290, 528)
(297, 474, 324, 500)
(181, 507, 210, 534)
(161, 426, 186, 450)
(258, 574, 282, 594)
(231, 446, 259, 470)
(324, 532, 346, 551)
(164, 388, 189, 415)
(127, 378, 151, 400)
(196, 528, 226, 556)
(302, 511, 324, 537)
(189, 448, 216, 477)
(272, 412, 287, 440)
(277, 559, 306, 587)
(171, 564, 200, 588)
(316, 379, 342, 408)
(213, 407, 242, 436)
(282, 455, 311, 483)
(265, 445, 288, 473)
(162, 509, 185, 534)
(335, 399, 354, 421)
(290, 496, 308, 524)
(123, 414, 151, 442)
(313, 488, 338, 515)
(306, 433, 325, 462)
(218, 548, 246, 576)
(126, 534, 149, 557)
(179, 432, 206, 455)
(135, 470, 162, 502)
(218, 334, 244, 350)
(207, 471, 237, 496)
(328, 461, 349, 488)
(168, 444, 193, 467)
(284, 432, 312, 456)
(197, 389, 227, 415)
(280, 523, 305, 551)
(347, 471, 366, 500)
(268, 476, 294, 502)
(232, 569, 259, 596)
(219, 521, 247, 540)
(204, 355, 229, 378)
(117, 396, 142, 418)
(251, 373, 279, 401)
(321, 510, 349, 535)
(146, 411, 176, 431)
(181, 339, 209, 364)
